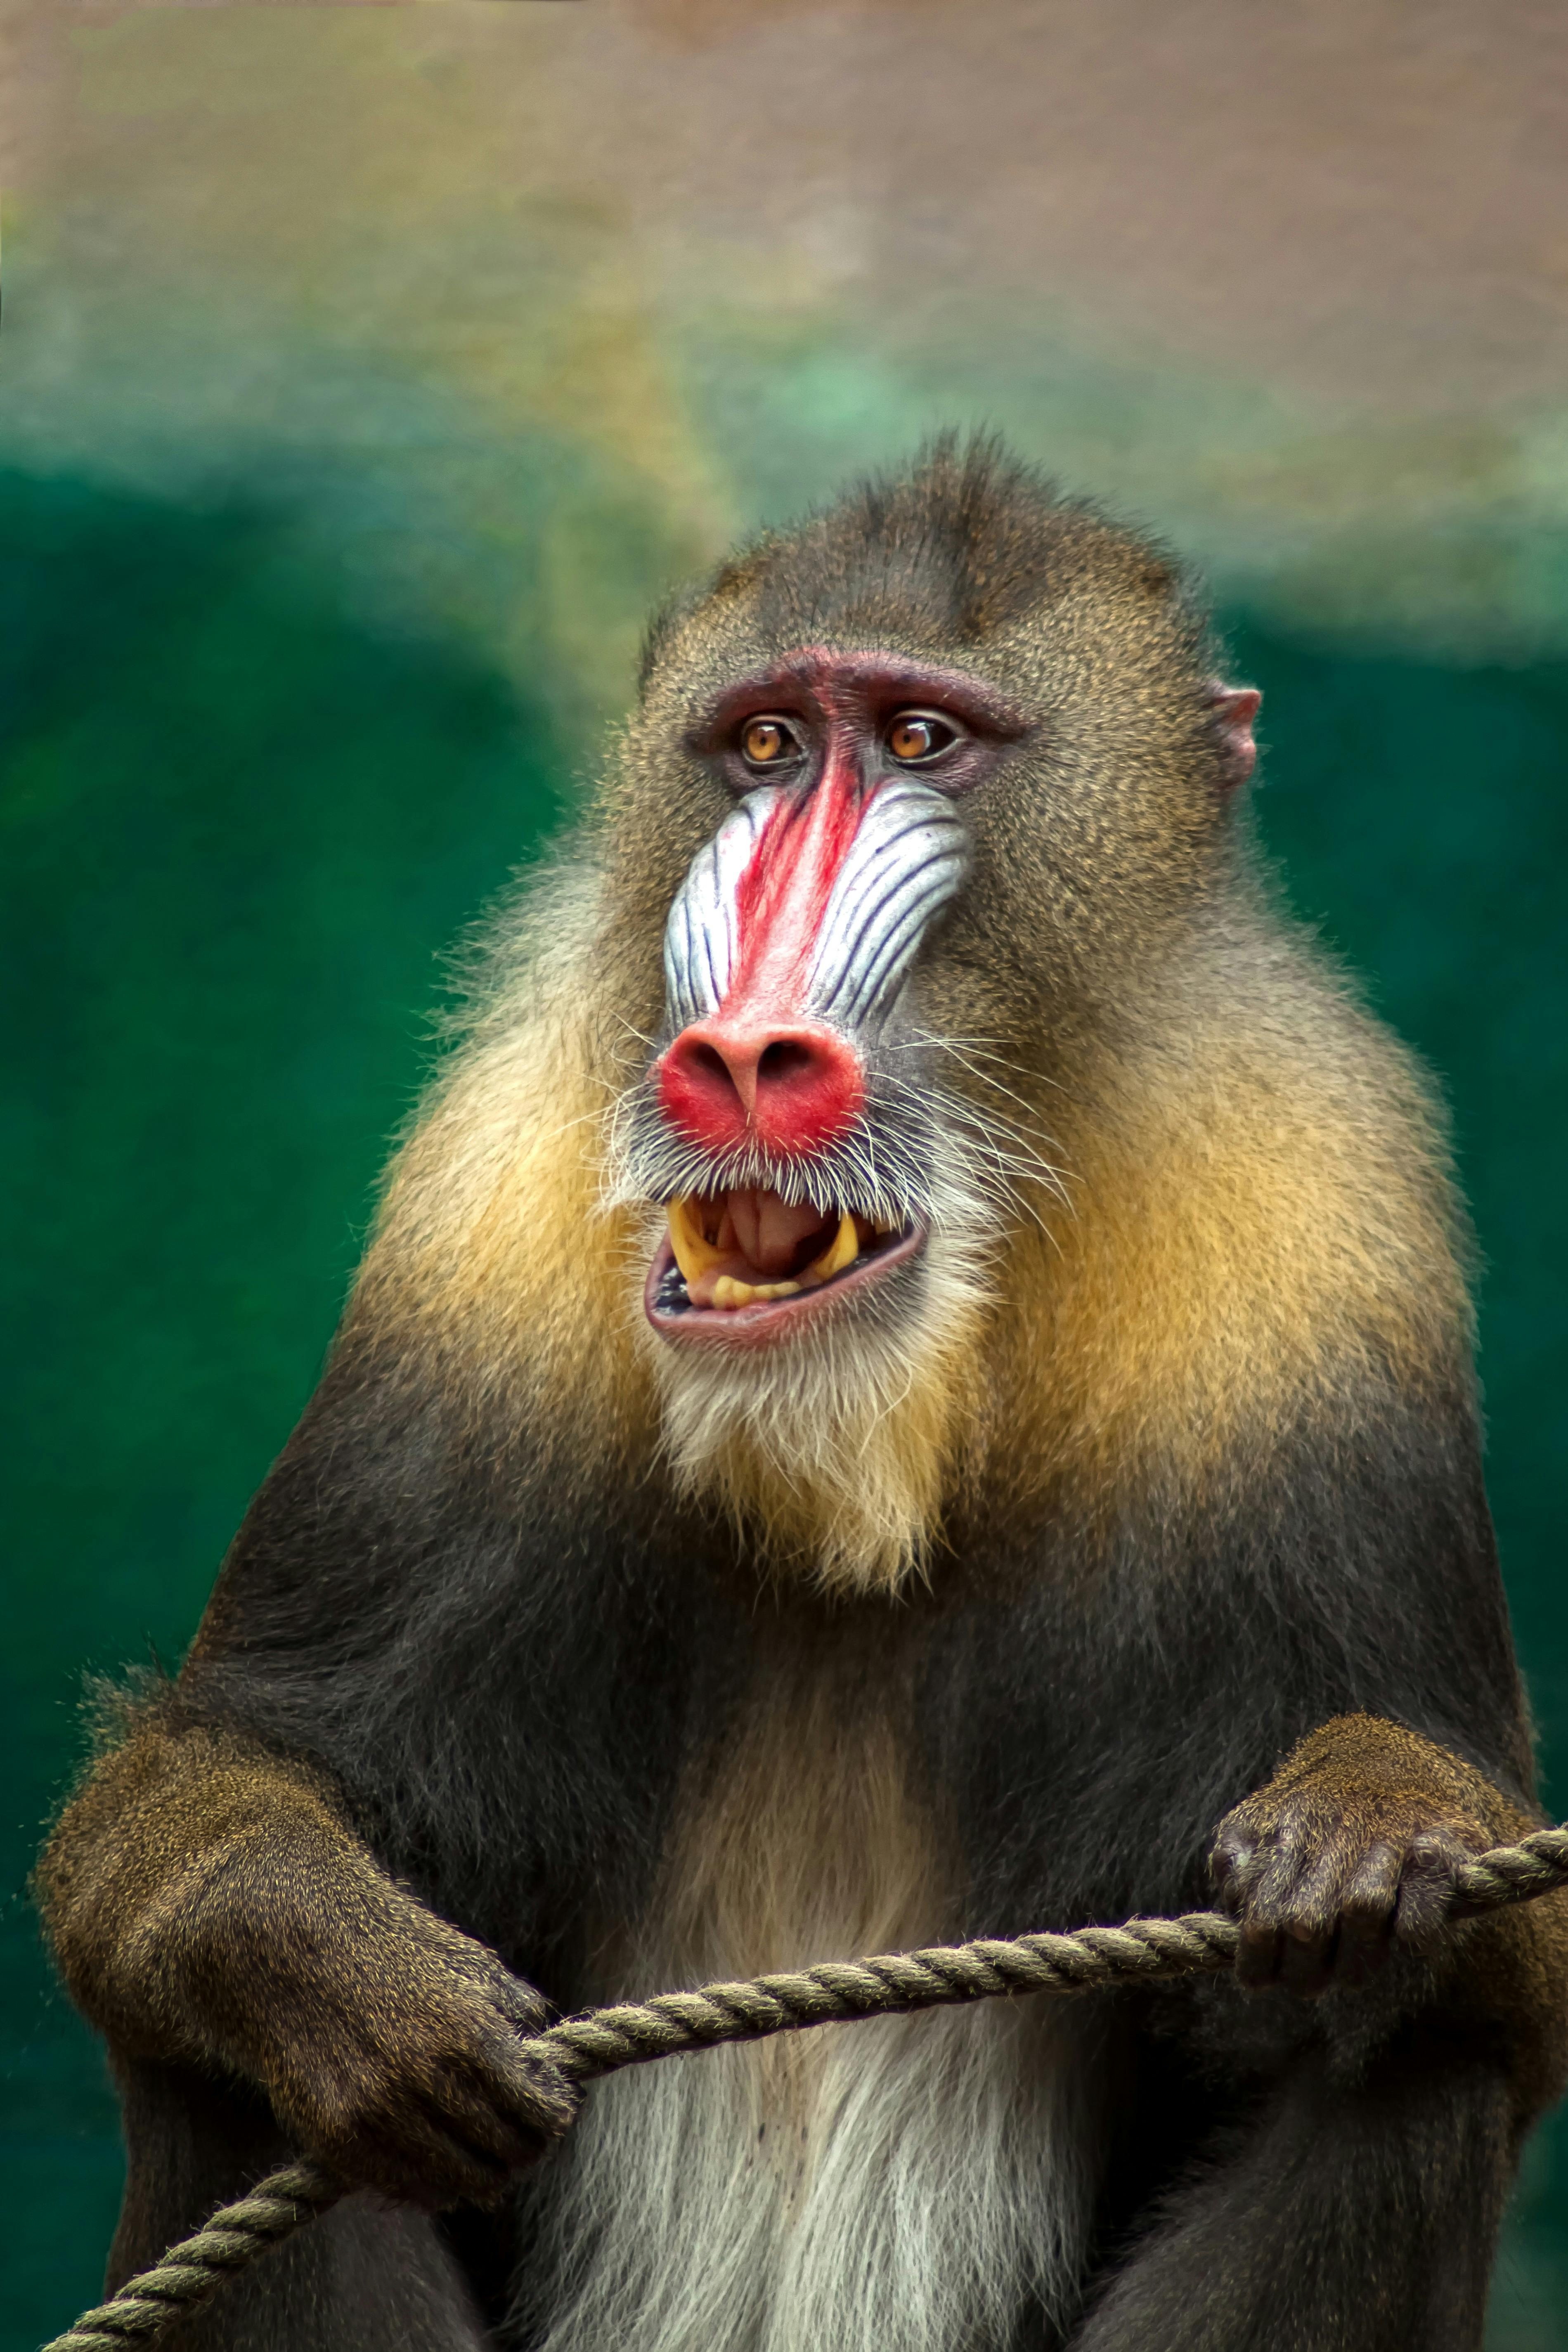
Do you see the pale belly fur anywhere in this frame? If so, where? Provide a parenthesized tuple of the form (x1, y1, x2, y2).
(509, 1661, 1107, 2352)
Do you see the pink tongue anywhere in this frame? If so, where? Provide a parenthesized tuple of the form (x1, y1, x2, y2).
(722, 1189, 834, 1278)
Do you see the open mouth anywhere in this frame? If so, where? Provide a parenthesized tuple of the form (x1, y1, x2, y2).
(645, 1185, 925, 1342)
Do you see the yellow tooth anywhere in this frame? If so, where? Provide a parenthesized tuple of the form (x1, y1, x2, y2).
(712, 1275, 803, 1309)
(668, 1196, 860, 1308)
(667, 1196, 725, 1286)
(802, 1210, 860, 1287)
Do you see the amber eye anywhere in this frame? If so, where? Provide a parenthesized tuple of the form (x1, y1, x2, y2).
(886, 711, 956, 764)
(739, 716, 797, 767)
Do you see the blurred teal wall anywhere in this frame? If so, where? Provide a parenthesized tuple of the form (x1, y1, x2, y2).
(2, 467, 1564, 2349)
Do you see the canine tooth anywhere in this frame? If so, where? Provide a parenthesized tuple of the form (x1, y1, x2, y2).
(802, 1210, 859, 1287)
(667, 1196, 725, 1285)
(712, 1275, 803, 1309)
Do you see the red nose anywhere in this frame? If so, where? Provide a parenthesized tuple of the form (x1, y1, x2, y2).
(657, 1019, 863, 1155)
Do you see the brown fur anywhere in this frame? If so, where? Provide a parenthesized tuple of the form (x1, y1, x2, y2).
(33, 440, 1568, 2351)
(37, 1710, 578, 2213)
(966, 989, 1469, 1532)
(350, 868, 662, 1492)
(1214, 1713, 1568, 2064)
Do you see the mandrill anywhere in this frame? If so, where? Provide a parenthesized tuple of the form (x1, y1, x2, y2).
(38, 436, 1568, 2351)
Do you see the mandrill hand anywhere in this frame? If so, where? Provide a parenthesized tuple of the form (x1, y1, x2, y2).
(1209, 1714, 1496, 1997)
(182, 1836, 580, 2209)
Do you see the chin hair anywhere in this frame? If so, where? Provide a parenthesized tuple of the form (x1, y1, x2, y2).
(605, 1031, 1067, 1597)
(641, 1215, 993, 1600)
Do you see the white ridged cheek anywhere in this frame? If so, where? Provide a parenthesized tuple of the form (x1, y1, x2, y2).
(806, 781, 970, 1033)
(662, 787, 782, 1028)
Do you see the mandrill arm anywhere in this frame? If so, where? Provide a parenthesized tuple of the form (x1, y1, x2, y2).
(1071, 1713, 1568, 2352)
(35, 1704, 579, 2211)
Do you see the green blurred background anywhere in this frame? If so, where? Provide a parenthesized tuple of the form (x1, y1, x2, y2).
(3, 3, 1566, 2343)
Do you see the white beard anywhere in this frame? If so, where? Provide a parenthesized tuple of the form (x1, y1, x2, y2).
(637, 1204, 994, 1600)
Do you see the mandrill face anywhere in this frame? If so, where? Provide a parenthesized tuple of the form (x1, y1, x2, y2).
(599, 449, 1255, 1584)
(636, 648, 1024, 1352)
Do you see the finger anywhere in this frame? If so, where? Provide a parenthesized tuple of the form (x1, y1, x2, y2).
(450, 2030, 581, 2156)
(1277, 1847, 1349, 1945)
(346, 2071, 539, 2206)
(1331, 1840, 1402, 1983)
(1235, 1921, 1285, 1990)
(1244, 1823, 1314, 1930)
(334, 2029, 551, 2190)
(473, 2029, 579, 2132)
(1394, 1830, 1467, 1952)
(419, 2063, 544, 2172)
(414, 2075, 541, 2174)
(1267, 1844, 1341, 1998)
(450, 2020, 575, 2120)
(1277, 1923, 1337, 1999)
(488, 1972, 551, 2033)
(1209, 1818, 1256, 1899)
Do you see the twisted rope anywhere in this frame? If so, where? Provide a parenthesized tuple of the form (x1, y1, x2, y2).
(40, 1824, 1568, 2351)
(39, 2165, 341, 2352)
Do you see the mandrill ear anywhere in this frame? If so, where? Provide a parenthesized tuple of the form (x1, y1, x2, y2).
(1204, 682, 1262, 789)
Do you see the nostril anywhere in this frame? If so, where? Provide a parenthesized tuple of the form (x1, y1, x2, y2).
(663, 1036, 747, 1110)
(749, 1029, 863, 1151)
(756, 1039, 816, 1086)
(688, 1041, 737, 1091)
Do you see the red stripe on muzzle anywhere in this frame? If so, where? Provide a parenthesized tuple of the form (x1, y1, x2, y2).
(657, 761, 867, 1155)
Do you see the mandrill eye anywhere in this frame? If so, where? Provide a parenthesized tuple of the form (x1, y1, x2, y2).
(739, 716, 799, 767)
(886, 711, 958, 764)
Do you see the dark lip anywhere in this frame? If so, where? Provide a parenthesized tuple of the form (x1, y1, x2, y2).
(643, 1217, 929, 1350)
